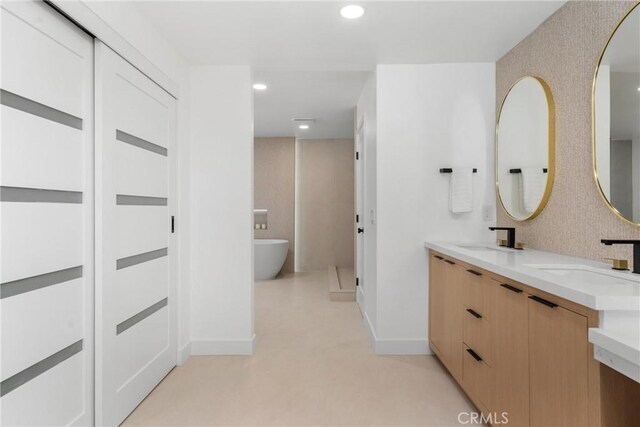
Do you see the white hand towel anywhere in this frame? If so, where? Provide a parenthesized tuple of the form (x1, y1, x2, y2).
(449, 168, 474, 213)
(520, 167, 547, 213)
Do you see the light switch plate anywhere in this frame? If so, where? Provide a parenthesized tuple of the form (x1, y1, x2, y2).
(482, 205, 494, 222)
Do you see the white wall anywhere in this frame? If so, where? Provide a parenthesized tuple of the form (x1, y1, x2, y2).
(366, 64, 496, 354)
(189, 66, 255, 355)
(52, 0, 193, 364)
(356, 74, 378, 337)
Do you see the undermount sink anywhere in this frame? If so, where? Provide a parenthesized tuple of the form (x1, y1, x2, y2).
(525, 264, 640, 287)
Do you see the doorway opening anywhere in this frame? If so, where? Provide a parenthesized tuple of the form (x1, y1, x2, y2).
(252, 69, 369, 323)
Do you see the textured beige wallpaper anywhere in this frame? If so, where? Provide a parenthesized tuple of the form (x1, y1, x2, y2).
(296, 139, 355, 272)
(254, 137, 295, 273)
(496, 1, 640, 268)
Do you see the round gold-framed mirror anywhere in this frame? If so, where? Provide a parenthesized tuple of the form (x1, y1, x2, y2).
(593, 3, 640, 226)
(496, 76, 556, 221)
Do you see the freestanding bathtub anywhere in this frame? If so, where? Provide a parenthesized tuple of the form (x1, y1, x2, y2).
(254, 239, 289, 280)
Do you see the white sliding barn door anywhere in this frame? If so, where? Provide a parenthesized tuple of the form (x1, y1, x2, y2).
(0, 1, 94, 425)
(95, 42, 177, 426)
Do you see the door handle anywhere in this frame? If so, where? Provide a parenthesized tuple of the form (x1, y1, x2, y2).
(528, 295, 558, 308)
(500, 283, 523, 294)
(357, 228, 364, 234)
(466, 308, 482, 319)
(466, 348, 483, 362)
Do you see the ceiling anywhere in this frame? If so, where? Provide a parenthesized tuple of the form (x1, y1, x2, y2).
(252, 70, 370, 138)
(135, 1, 565, 138)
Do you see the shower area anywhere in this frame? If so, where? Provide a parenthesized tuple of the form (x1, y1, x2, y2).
(254, 136, 355, 299)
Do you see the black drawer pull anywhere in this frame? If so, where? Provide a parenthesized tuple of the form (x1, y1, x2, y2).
(529, 295, 558, 308)
(434, 255, 444, 260)
(466, 269, 482, 276)
(500, 283, 523, 294)
(466, 308, 482, 319)
(444, 260, 455, 265)
(466, 348, 483, 362)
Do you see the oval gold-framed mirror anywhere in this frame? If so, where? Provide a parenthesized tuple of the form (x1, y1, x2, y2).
(593, 2, 640, 226)
(496, 76, 556, 221)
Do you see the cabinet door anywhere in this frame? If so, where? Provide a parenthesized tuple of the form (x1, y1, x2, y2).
(429, 254, 446, 355)
(529, 295, 589, 427)
(428, 254, 463, 379)
(442, 262, 464, 379)
(492, 280, 529, 427)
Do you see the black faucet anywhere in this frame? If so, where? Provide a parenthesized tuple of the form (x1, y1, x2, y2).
(489, 227, 516, 249)
(601, 240, 640, 274)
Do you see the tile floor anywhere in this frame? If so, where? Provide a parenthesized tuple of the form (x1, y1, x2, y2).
(123, 271, 475, 426)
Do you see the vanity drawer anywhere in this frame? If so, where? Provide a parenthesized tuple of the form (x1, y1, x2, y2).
(462, 344, 494, 410)
(463, 312, 494, 367)
(460, 266, 487, 316)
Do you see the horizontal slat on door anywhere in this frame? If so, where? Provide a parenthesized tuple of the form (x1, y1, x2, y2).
(0, 105, 84, 191)
(115, 75, 169, 150)
(114, 137, 168, 198)
(0, 350, 84, 427)
(0, 6, 88, 118)
(115, 256, 168, 325)
(0, 203, 83, 283)
(116, 130, 167, 156)
(115, 302, 169, 388)
(1, 278, 84, 380)
(115, 206, 168, 260)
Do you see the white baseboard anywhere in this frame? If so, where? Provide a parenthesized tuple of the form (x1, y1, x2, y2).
(190, 335, 256, 355)
(363, 312, 377, 347)
(177, 342, 192, 365)
(363, 312, 432, 355)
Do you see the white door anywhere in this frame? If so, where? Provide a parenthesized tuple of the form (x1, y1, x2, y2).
(355, 116, 365, 311)
(95, 41, 177, 426)
(0, 1, 94, 425)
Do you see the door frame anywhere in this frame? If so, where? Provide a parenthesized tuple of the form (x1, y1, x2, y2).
(355, 108, 366, 313)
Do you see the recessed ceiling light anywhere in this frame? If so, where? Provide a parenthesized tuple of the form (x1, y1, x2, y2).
(253, 83, 267, 90)
(299, 124, 309, 130)
(340, 5, 364, 19)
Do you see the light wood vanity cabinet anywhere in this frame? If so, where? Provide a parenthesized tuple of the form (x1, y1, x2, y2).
(428, 254, 463, 380)
(460, 268, 495, 410)
(492, 278, 530, 426)
(428, 250, 600, 427)
(428, 255, 446, 358)
(528, 295, 589, 427)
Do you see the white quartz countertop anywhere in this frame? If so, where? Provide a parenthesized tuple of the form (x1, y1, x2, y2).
(589, 327, 640, 382)
(424, 241, 640, 311)
(424, 240, 640, 383)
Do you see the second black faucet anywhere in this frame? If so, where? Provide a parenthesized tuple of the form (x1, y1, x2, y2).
(489, 227, 516, 249)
